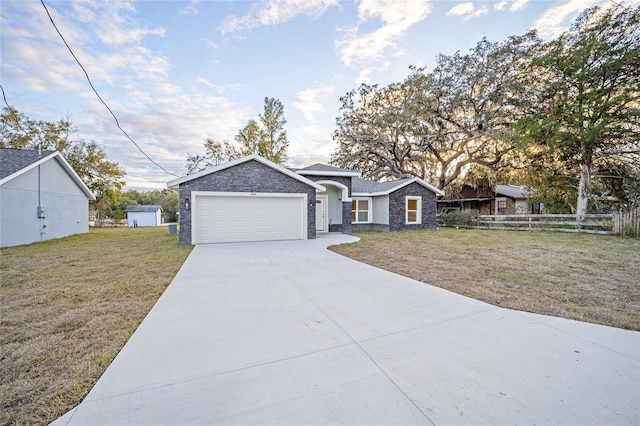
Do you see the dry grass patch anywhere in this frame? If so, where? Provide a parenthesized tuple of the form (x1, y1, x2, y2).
(1, 227, 193, 426)
(330, 229, 640, 331)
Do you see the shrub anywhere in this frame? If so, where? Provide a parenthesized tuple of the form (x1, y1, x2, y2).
(438, 212, 473, 227)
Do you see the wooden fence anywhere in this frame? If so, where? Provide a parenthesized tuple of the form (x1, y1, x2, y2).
(438, 210, 639, 236)
(472, 214, 614, 234)
(613, 208, 640, 237)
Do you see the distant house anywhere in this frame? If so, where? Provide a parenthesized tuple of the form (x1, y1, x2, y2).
(438, 184, 543, 215)
(0, 148, 95, 248)
(125, 205, 163, 227)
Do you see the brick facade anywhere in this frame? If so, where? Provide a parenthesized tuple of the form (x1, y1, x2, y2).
(388, 182, 438, 231)
(178, 160, 316, 245)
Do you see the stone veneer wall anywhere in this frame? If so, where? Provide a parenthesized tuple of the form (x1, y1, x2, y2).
(388, 182, 438, 232)
(178, 160, 316, 245)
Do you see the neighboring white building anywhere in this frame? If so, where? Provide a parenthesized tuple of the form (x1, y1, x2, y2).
(0, 149, 95, 248)
(125, 205, 163, 227)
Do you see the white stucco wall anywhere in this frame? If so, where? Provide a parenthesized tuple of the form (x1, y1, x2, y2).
(372, 195, 389, 225)
(0, 159, 90, 247)
(326, 186, 343, 226)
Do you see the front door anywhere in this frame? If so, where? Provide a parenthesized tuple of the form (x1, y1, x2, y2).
(316, 196, 328, 232)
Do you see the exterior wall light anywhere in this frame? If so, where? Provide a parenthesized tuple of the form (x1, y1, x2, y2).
(185, 197, 190, 210)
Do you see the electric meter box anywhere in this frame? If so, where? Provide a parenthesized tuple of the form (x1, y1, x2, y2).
(37, 206, 47, 218)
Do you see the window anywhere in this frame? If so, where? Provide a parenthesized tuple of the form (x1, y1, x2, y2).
(406, 196, 421, 224)
(497, 199, 507, 214)
(351, 198, 371, 223)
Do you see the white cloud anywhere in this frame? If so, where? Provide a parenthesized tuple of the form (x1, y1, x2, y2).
(336, 0, 432, 67)
(533, 0, 606, 38)
(196, 78, 242, 94)
(494, 0, 509, 11)
(447, 2, 489, 21)
(0, 0, 251, 185)
(447, 2, 474, 17)
(179, 0, 200, 16)
(510, 0, 528, 12)
(219, 0, 339, 34)
(293, 86, 335, 121)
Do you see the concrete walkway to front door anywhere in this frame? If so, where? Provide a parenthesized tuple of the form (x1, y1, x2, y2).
(53, 234, 639, 425)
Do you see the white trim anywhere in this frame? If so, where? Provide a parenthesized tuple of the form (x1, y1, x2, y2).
(405, 195, 422, 224)
(353, 177, 444, 197)
(297, 170, 360, 177)
(315, 180, 351, 202)
(190, 191, 307, 244)
(0, 151, 95, 200)
(351, 196, 372, 224)
(315, 194, 328, 232)
(168, 154, 325, 191)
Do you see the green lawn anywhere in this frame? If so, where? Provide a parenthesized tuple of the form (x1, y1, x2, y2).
(330, 228, 640, 331)
(0, 227, 193, 426)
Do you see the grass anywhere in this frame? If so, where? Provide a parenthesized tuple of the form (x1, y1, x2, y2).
(0, 227, 193, 426)
(330, 228, 640, 331)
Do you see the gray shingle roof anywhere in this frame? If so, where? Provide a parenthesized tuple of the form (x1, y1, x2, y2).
(496, 185, 530, 199)
(352, 177, 414, 194)
(298, 163, 357, 174)
(0, 148, 57, 180)
(125, 205, 162, 213)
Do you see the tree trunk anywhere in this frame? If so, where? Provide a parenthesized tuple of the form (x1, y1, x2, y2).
(576, 159, 591, 229)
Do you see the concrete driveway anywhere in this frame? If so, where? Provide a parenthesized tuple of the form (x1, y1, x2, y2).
(53, 234, 639, 425)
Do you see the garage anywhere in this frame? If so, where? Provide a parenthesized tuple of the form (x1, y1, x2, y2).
(193, 192, 307, 244)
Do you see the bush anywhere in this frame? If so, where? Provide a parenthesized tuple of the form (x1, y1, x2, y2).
(438, 212, 473, 227)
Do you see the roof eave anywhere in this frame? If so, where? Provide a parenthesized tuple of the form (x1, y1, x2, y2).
(167, 154, 326, 191)
(0, 151, 95, 200)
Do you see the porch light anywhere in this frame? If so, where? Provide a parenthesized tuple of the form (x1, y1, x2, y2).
(185, 197, 190, 210)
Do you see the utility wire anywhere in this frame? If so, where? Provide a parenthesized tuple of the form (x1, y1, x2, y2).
(39, 0, 179, 177)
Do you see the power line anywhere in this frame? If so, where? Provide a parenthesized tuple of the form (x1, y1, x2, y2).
(39, 0, 179, 177)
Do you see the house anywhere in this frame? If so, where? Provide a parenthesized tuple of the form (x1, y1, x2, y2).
(438, 184, 543, 215)
(125, 205, 163, 227)
(0, 148, 95, 248)
(167, 154, 444, 245)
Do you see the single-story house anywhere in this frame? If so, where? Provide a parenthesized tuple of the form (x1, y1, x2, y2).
(167, 154, 444, 245)
(438, 184, 543, 215)
(0, 148, 95, 248)
(125, 205, 163, 227)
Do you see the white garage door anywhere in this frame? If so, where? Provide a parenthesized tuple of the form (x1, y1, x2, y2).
(194, 193, 306, 244)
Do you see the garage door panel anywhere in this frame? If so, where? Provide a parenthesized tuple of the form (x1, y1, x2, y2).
(195, 194, 305, 244)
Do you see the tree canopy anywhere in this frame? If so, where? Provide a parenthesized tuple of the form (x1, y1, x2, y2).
(331, 4, 640, 212)
(1, 107, 125, 216)
(515, 4, 640, 215)
(186, 97, 289, 174)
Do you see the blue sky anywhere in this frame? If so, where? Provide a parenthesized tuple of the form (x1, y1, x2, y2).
(1, 0, 633, 190)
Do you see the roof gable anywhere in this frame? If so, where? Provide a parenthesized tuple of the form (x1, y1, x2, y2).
(297, 163, 360, 177)
(0, 149, 95, 200)
(353, 176, 444, 196)
(167, 154, 325, 191)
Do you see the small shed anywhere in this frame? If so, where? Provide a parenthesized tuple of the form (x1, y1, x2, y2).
(125, 205, 163, 227)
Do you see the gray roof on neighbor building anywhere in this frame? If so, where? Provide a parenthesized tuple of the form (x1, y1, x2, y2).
(352, 177, 414, 194)
(0, 148, 57, 179)
(496, 185, 530, 199)
(125, 205, 162, 213)
(298, 163, 356, 174)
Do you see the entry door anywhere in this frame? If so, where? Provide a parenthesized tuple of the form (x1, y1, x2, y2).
(316, 196, 328, 232)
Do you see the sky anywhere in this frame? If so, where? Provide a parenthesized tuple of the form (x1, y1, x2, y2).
(1, 0, 635, 190)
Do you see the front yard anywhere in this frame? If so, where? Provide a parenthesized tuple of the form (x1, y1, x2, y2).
(2, 227, 638, 425)
(330, 228, 640, 331)
(0, 227, 192, 426)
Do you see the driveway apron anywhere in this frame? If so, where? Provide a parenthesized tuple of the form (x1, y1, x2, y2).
(53, 235, 640, 425)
